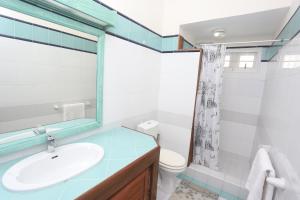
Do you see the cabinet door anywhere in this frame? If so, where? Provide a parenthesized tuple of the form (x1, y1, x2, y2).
(110, 169, 150, 200)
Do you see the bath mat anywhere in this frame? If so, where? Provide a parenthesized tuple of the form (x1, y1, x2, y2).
(169, 180, 219, 200)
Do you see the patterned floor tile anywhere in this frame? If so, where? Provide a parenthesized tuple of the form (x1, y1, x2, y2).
(169, 181, 219, 200)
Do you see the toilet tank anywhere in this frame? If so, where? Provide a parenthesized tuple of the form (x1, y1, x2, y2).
(137, 120, 159, 140)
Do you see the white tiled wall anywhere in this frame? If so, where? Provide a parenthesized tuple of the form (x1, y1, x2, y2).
(252, 34, 300, 200)
(158, 52, 200, 117)
(102, 40, 202, 164)
(159, 123, 192, 161)
(220, 120, 257, 157)
(102, 34, 161, 125)
(220, 52, 266, 158)
(157, 52, 200, 161)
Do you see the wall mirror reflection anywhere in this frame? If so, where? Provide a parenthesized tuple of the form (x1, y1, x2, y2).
(0, 20, 98, 144)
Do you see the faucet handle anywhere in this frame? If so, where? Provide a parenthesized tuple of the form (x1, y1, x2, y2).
(47, 134, 56, 153)
(47, 134, 55, 141)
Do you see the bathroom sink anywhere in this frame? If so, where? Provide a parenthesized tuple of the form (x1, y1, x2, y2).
(2, 143, 104, 191)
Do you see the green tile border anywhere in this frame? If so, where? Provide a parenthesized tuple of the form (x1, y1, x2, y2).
(0, 15, 97, 54)
(0, 0, 181, 53)
(261, 6, 300, 61)
(3, 0, 297, 58)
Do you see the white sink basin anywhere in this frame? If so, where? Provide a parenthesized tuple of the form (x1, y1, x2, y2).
(2, 143, 104, 191)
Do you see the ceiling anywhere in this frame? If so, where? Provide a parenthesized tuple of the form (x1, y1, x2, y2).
(180, 7, 290, 46)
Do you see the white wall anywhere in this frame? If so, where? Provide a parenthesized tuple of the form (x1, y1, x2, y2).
(162, 0, 293, 35)
(220, 50, 266, 157)
(157, 52, 200, 161)
(252, 34, 300, 200)
(102, 41, 201, 162)
(99, 0, 164, 34)
(100, 0, 293, 36)
(102, 34, 161, 125)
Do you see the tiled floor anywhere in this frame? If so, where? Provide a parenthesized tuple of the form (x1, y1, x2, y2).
(170, 180, 219, 200)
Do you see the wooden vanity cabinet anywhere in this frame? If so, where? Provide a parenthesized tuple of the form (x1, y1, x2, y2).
(77, 146, 160, 200)
(110, 169, 150, 200)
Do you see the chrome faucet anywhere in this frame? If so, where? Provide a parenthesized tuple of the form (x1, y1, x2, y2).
(47, 134, 56, 153)
(33, 126, 46, 135)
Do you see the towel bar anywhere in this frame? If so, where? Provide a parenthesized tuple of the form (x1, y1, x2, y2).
(266, 177, 286, 190)
(53, 101, 91, 110)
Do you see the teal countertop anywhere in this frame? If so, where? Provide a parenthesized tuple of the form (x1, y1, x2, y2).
(0, 127, 157, 200)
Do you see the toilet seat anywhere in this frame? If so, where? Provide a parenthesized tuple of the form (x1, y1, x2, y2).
(159, 148, 186, 172)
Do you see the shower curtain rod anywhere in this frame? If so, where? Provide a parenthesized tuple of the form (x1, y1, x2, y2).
(196, 38, 290, 46)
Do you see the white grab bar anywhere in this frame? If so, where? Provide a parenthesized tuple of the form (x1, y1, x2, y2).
(266, 177, 286, 190)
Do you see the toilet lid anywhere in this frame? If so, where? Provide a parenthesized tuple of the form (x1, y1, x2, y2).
(159, 148, 186, 169)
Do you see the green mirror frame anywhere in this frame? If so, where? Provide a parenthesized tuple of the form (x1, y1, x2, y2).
(0, 0, 111, 156)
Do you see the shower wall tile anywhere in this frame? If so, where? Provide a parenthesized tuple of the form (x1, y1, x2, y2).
(220, 64, 266, 159)
(220, 120, 256, 157)
(253, 33, 300, 199)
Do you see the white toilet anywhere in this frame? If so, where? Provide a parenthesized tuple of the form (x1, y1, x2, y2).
(137, 120, 186, 195)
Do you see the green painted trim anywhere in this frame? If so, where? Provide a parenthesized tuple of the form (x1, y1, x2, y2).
(96, 30, 105, 125)
(0, 121, 100, 156)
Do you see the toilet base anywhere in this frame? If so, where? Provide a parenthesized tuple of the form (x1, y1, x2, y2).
(158, 167, 182, 194)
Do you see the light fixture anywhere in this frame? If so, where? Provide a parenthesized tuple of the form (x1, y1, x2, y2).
(213, 29, 226, 39)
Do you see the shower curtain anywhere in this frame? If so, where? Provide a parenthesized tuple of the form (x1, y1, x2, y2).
(193, 45, 226, 170)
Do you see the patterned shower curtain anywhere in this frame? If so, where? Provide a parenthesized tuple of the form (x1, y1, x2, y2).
(193, 45, 226, 170)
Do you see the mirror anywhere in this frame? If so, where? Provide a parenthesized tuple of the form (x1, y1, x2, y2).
(0, 29, 97, 144)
